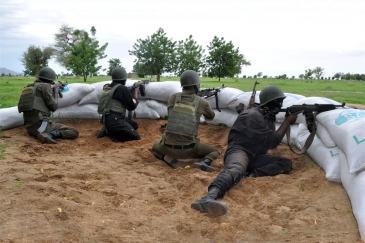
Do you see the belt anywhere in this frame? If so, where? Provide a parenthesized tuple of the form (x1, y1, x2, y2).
(164, 143, 195, 149)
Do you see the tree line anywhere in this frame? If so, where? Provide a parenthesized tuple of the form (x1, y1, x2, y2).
(19, 25, 364, 82)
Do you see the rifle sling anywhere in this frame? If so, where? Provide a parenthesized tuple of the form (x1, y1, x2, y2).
(285, 114, 317, 155)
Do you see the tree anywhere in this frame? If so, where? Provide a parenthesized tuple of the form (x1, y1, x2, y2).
(333, 72, 343, 80)
(205, 36, 248, 81)
(53, 25, 85, 68)
(299, 74, 304, 79)
(66, 26, 108, 82)
(20, 45, 54, 76)
(175, 35, 205, 76)
(132, 62, 148, 78)
(304, 69, 313, 79)
(107, 58, 122, 76)
(313, 67, 325, 79)
(257, 72, 263, 78)
(129, 28, 176, 81)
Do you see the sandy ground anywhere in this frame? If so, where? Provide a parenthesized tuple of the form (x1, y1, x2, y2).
(0, 111, 363, 242)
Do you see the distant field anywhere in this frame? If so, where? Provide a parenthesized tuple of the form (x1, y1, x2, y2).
(0, 76, 364, 108)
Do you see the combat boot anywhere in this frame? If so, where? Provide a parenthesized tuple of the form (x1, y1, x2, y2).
(37, 132, 57, 144)
(191, 187, 228, 216)
(192, 158, 219, 172)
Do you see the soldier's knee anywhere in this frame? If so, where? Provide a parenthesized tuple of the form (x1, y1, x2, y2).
(224, 167, 243, 185)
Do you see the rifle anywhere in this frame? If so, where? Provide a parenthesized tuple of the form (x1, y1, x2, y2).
(129, 79, 150, 97)
(196, 84, 225, 112)
(247, 80, 260, 109)
(281, 102, 346, 154)
(127, 80, 150, 120)
(51, 81, 67, 98)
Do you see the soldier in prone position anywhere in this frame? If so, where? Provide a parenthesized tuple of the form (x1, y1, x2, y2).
(17, 67, 79, 144)
(151, 70, 220, 171)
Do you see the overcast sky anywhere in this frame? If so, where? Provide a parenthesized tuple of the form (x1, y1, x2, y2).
(1, 0, 364, 78)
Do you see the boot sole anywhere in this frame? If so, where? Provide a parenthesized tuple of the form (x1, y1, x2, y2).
(191, 200, 228, 216)
(192, 163, 220, 172)
(37, 133, 57, 144)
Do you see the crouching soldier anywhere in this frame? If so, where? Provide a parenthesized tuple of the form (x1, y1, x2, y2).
(151, 70, 220, 171)
(17, 67, 79, 144)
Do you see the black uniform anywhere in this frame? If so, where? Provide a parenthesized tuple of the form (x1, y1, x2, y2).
(209, 105, 292, 198)
(102, 82, 140, 142)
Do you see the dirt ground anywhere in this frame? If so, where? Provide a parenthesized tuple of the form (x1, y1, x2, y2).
(1, 105, 364, 243)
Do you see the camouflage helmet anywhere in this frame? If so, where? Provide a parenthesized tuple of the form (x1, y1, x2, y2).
(259, 85, 286, 106)
(180, 70, 201, 87)
(111, 66, 127, 81)
(38, 67, 56, 82)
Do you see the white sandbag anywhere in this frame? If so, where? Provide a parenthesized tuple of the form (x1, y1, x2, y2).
(339, 149, 365, 241)
(0, 106, 23, 130)
(276, 93, 306, 122)
(316, 108, 365, 173)
(204, 109, 238, 127)
(146, 100, 168, 119)
(143, 81, 182, 102)
(52, 103, 101, 120)
(203, 87, 243, 110)
(316, 122, 336, 148)
(297, 123, 341, 183)
(58, 83, 95, 107)
(133, 100, 160, 119)
(275, 123, 299, 146)
(227, 91, 261, 112)
(78, 81, 111, 105)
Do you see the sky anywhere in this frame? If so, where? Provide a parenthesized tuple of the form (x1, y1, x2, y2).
(1, 0, 364, 78)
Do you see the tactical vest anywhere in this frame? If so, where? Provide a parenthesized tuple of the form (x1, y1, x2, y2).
(18, 83, 50, 115)
(98, 83, 126, 116)
(165, 93, 201, 138)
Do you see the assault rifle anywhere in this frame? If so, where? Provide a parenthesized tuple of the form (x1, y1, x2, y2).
(127, 80, 150, 120)
(247, 80, 260, 109)
(196, 84, 225, 112)
(129, 79, 150, 97)
(281, 102, 346, 154)
(51, 81, 67, 98)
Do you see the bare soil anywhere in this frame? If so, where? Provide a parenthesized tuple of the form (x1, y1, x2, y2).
(0, 118, 362, 242)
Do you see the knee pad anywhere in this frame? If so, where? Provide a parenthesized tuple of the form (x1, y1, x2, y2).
(225, 167, 243, 185)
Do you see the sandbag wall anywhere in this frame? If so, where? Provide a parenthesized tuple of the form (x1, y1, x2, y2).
(1, 80, 364, 241)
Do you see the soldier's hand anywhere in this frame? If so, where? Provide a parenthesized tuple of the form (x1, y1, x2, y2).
(285, 111, 302, 125)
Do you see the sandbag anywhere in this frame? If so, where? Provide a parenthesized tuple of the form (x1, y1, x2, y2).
(146, 100, 168, 119)
(297, 123, 341, 183)
(339, 149, 365, 241)
(142, 81, 182, 102)
(227, 91, 261, 112)
(202, 87, 243, 111)
(204, 109, 238, 128)
(58, 83, 95, 107)
(78, 81, 111, 105)
(276, 123, 299, 146)
(52, 103, 101, 120)
(316, 108, 365, 173)
(0, 106, 23, 130)
(316, 122, 336, 148)
(133, 100, 160, 119)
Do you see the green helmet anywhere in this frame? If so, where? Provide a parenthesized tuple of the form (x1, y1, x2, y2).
(112, 66, 127, 81)
(259, 85, 286, 106)
(38, 67, 56, 82)
(180, 70, 201, 87)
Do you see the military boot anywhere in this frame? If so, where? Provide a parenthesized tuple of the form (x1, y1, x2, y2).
(192, 158, 219, 172)
(191, 187, 228, 216)
(37, 132, 57, 144)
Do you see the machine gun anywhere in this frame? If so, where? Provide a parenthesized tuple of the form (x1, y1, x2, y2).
(51, 81, 67, 98)
(196, 84, 225, 112)
(129, 80, 150, 97)
(282, 102, 346, 154)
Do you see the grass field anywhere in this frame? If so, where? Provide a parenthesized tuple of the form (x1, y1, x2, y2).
(0, 76, 364, 108)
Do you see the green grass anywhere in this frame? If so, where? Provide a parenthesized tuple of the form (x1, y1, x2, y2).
(0, 76, 364, 108)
